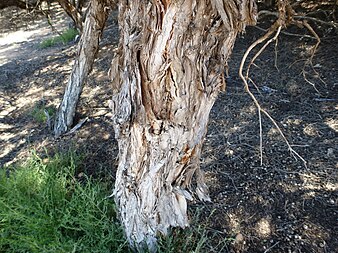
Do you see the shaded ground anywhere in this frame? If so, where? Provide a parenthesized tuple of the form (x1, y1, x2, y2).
(0, 4, 337, 253)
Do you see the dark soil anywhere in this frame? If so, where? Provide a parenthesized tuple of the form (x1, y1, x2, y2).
(0, 3, 337, 253)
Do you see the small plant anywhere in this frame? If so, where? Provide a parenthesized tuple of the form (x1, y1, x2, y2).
(0, 151, 128, 253)
(40, 28, 79, 48)
(30, 103, 56, 123)
(157, 208, 231, 253)
(0, 150, 224, 252)
(60, 28, 79, 43)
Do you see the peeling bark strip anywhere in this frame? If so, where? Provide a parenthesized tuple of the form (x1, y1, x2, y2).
(54, 0, 111, 137)
(111, 0, 256, 251)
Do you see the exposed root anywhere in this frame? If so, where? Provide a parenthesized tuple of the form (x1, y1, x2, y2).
(298, 20, 327, 92)
(239, 0, 309, 167)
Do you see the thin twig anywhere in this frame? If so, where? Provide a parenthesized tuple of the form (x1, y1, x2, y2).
(259, 7, 333, 93)
(302, 21, 327, 86)
(238, 0, 308, 167)
(245, 25, 282, 80)
(254, 25, 317, 40)
(264, 241, 280, 253)
(64, 117, 89, 136)
(294, 15, 338, 29)
(239, 24, 282, 165)
(258, 10, 338, 29)
(274, 37, 279, 72)
(292, 19, 325, 93)
(258, 108, 263, 165)
(44, 109, 52, 130)
(40, 2, 63, 38)
(248, 77, 262, 95)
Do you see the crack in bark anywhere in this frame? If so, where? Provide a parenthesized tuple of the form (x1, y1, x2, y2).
(111, 0, 257, 251)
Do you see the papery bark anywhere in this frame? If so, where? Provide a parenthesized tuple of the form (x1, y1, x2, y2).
(111, 0, 257, 251)
(54, 0, 111, 137)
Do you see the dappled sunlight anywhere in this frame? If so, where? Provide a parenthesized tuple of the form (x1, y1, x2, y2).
(0, 43, 20, 65)
(16, 86, 43, 106)
(300, 172, 338, 192)
(299, 43, 317, 57)
(0, 143, 16, 160)
(239, 104, 256, 115)
(92, 69, 110, 82)
(256, 218, 272, 238)
(0, 4, 118, 168)
(41, 61, 73, 74)
(0, 137, 26, 160)
(0, 16, 70, 66)
(0, 1, 336, 252)
(0, 4, 75, 167)
(267, 126, 280, 138)
(0, 123, 15, 131)
(0, 105, 17, 118)
(300, 221, 331, 249)
(325, 118, 338, 132)
(285, 118, 303, 126)
(0, 132, 18, 141)
(0, 29, 41, 46)
(303, 123, 322, 137)
(84, 85, 103, 98)
(204, 171, 221, 191)
(198, 16, 338, 251)
(227, 212, 241, 233)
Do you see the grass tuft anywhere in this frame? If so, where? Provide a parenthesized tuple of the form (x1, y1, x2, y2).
(0, 151, 127, 253)
(157, 208, 231, 253)
(0, 150, 221, 252)
(40, 28, 79, 48)
(30, 103, 56, 124)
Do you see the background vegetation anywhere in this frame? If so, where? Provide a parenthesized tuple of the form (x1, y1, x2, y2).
(0, 152, 225, 252)
(0, 0, 337, 252)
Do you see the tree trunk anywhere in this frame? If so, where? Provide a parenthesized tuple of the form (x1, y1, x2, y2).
(111, 0, 257, 251)
(57, 0, 84, 31)
(54, 0, 110, 137)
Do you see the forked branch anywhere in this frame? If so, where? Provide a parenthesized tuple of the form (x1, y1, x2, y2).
(239, 0, 310, 167)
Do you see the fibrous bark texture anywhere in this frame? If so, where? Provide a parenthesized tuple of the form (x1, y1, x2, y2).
(54, 0, 110, 137)
(111, 0, 256, 251)
(57, 0, 84, 31)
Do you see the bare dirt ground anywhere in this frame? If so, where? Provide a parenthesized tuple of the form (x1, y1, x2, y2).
(0, 3, 337, 253)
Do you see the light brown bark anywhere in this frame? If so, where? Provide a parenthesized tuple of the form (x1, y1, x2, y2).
(57, 0, 83, 31)
(54, 0, 110, 137)
(111, 0, 256, 251)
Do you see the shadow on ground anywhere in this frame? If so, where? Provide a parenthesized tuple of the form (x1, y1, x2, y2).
(0, 4, 337, 253)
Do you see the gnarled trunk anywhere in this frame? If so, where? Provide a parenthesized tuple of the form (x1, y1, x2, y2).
(54, 0, 110, 137)
(111, 0, 256, 251)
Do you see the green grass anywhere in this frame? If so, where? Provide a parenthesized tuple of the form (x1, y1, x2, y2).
(0, 151, 127, 253)
(157, 209, 231, 253)
(40, 28, 79, 48)
(0, 151, 225, 252)
(30, 104, 56, 123)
